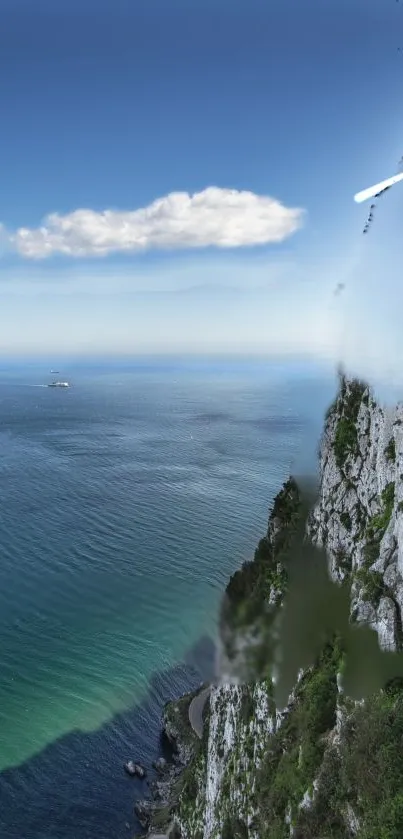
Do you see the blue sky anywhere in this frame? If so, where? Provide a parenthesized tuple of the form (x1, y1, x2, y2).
(1, 0, 403, 377)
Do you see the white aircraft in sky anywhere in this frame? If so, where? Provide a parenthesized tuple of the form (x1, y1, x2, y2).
(354, 171, 403, 203)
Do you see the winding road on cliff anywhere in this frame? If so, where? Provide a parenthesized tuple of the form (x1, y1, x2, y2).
(188, 685, 211, 738)
(146, 687, 212, 839)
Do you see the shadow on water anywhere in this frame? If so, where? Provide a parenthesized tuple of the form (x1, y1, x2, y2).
(0, 636, 215, 839)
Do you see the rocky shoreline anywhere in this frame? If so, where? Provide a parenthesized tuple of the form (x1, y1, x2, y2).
(135, 684, 209, 838)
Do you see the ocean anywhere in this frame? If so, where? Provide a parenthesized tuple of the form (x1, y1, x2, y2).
(0, 356, 335, 838)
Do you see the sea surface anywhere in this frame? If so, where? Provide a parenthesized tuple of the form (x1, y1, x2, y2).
(0, 356, 335, 838)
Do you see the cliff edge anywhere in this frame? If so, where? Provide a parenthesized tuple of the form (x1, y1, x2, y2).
(152, 376, 403, 839)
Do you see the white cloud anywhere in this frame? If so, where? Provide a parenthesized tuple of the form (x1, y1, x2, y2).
(10, 187, 305, 259)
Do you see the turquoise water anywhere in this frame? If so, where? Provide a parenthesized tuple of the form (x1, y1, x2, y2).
(0, 356, 335, 837)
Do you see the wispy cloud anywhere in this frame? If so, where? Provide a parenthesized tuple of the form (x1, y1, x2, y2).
(8, 187, 305, 259)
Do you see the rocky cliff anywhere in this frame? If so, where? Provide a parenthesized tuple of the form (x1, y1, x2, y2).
(163, 376, 403, 839)
(308, 376, 403, 652)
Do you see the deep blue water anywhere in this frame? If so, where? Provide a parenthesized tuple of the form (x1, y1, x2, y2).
(0, 356, 336, 837)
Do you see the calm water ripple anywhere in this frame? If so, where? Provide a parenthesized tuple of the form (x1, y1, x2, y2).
(0, 357, 335, 837)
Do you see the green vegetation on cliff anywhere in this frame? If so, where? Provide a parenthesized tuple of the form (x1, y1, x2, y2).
(225, 478, 300, 627)
(254, 639, 341, 838)
(212, 644, 403, 839)
(385, 437, 396, 463)
(355, 482, 395, 607)
(332, 378, 367, 469)
(297, 687, 403, 839)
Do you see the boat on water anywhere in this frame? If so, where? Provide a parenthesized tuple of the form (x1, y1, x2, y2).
(48, 381, 70, 388)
